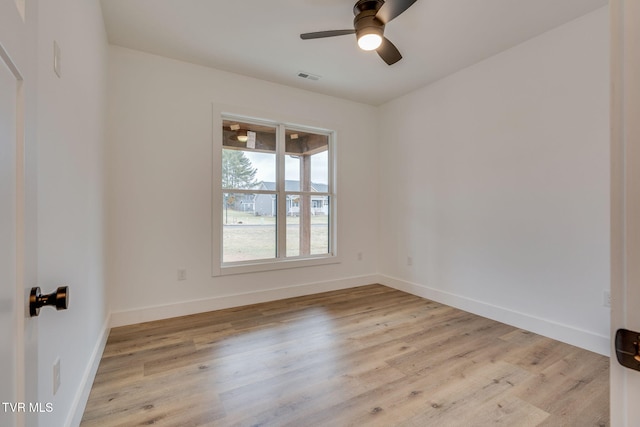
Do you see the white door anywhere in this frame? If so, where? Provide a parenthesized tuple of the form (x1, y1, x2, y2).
(0, 38, 20, 427)
(0, 2, 37, 427)
(611, 1, 640, 426)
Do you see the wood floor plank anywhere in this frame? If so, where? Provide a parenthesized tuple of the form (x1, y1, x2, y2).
(389, 361, 536, 426)
(81, 285, 609, 426)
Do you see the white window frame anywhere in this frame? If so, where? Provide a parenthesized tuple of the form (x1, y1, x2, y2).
(212, 108, 339, 276)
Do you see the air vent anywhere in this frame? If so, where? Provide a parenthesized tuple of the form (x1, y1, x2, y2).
(297, 71, 321, 81)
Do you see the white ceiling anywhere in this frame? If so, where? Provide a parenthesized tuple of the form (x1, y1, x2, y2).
(100, 0, 607, 106)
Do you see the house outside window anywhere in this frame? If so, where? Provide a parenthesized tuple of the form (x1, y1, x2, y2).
(215, 114, 336, 274)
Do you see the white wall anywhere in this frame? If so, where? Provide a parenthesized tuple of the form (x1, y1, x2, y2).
(378, 8, 610, 355)
(36, 0, 109, 425)
(106, 46, 379, 323)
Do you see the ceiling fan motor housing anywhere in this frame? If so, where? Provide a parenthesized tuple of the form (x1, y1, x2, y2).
(353, 3, 385, 41)
(353, 0, 384, 15)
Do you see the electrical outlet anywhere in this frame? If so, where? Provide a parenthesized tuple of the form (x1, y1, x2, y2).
(53, 358, 60, 395)
(357, 252, 363, 261)
(407, 256, 413, 266)
(603, 290, 611, 307)
(177, 269, 187, 281)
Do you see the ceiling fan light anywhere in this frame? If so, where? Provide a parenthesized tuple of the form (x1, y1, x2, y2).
(358, 33, 382, 51)
(237, 129, 248, 143)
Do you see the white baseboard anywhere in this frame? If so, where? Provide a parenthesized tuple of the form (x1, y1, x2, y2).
(110, 274, 381, 328)
(66, 314, 111, 427)
(379, 274, 610, 356)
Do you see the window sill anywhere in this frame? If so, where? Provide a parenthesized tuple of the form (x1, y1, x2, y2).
(214, 254, 340, 276)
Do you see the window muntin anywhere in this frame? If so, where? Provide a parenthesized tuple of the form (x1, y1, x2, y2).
(220, 116, 335, 270)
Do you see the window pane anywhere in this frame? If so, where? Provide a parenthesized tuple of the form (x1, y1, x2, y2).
(285, 155, 300, 191)
(311, 150, 329, 190)
(285, 129, 329, 193)
(222, 119, 276, 191)
(286, 215, 299, 257)
(222, 193, 276, 262)
(311, 196, 330, 255)
(285, 194, 330, 257)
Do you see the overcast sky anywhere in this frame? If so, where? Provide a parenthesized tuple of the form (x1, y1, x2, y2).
(245, 151, 328, 184)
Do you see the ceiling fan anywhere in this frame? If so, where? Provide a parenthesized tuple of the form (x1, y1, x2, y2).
(300, 0, 418, 66)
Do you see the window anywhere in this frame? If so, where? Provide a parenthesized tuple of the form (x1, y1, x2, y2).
(215, 114, 336, 274)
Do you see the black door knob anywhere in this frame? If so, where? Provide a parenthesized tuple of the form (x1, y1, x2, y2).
(29, 286, 69, 317)
(615, 328, 640, 371)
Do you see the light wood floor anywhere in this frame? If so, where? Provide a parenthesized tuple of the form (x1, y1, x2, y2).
(81, 285, 609, 426)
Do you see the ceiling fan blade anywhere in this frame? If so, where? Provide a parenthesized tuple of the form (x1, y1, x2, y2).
(300, 29, 355, 40)
(376, 0, 418, 24)
(377, 37, 402, 65)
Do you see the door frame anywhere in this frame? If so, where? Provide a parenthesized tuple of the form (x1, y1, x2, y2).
(610, 0, 640, 426)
